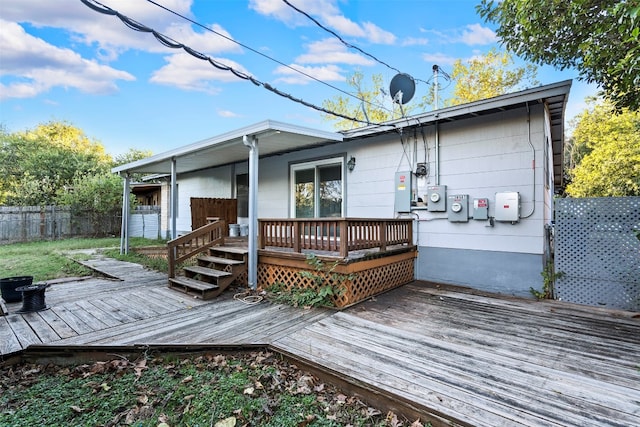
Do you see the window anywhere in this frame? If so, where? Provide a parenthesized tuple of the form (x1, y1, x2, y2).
(236, 173, 249, 217)
(291, 158, 344, 218)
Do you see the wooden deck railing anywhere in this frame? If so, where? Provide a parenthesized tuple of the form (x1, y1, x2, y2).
(167, 219, 226, 278)
(258, 218, 413, 258)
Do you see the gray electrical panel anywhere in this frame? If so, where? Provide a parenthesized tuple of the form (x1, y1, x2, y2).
(495, 191, 520, 222)
(427, 185, 447, 212)
(447, 194, 469, 222)
(394, 171, 412, 212)
(473, 198, 489, 220)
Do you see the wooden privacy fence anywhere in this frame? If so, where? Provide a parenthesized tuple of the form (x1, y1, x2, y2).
(259, 218, 413, 257)
(0, 206, 121, 244)
(190, 198, 237, 231)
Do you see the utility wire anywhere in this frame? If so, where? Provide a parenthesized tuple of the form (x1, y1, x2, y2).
(282, 0, 431, 86)
(144, 0, 391, 114)
(80, 0, 379, 126)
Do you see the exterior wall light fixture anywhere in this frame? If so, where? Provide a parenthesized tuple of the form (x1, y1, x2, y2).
(347, 156, 356, 172)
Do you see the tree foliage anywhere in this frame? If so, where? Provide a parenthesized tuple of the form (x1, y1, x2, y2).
(477, 0, 640, 111)
(445, 48, 538, 106)
(565, 99, 640, 197)
(0, 121, 149, 207)
(322, 71, 414, 130)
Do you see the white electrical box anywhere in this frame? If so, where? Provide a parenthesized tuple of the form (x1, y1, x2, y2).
(495, 192, 520, 222)
(394, 171, 412, 212)
(447, 194, 469, 222)
(427, 185, 447, 212)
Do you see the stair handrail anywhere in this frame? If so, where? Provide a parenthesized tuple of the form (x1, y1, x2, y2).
(167, 219, 226, 278)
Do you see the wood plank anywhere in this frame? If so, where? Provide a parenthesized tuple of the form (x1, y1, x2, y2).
(0, 317, 23, 354)
(74, 300, 122, 328)
(89, 298, 139, 324)
(5, 315, 42, 348)
(50, 304, 95, 335)
(37, 308, 78, 339)
(169, 277, 218, 291)
(20, 311, 61, 343)
(198, 255, 244, 265)
(184, 265, 231, 278)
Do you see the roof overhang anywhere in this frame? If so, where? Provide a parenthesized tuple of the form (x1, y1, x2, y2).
(342, 80, 572, 190)
(112, 120, 344, 175)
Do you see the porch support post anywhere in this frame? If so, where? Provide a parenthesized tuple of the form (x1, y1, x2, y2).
(119, 173, 130, 254)
(170, 157, 177, 240)
(243, 135, 259, 290)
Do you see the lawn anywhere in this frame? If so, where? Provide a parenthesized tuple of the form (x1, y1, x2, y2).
(0, 238, 164, 282)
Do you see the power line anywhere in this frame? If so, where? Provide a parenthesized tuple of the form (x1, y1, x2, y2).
(79, 0, 380, 127)
(143, 0, 391, 115)
(282, 0, 431, 86)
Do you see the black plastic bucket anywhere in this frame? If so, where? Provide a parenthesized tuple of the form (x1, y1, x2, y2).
(1, 276, 33, 303)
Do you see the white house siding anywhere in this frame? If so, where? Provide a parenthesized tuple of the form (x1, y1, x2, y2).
(167, 105, 552, 296)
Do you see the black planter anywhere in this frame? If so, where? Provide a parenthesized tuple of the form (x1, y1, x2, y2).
(1, 276, 33, 303)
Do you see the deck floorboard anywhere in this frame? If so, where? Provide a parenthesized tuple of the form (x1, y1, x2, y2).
(1, 253, 638, 427)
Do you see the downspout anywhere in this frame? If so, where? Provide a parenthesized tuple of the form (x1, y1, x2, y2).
(243, 135, 258, 290)
(170, 157, 178, 239)
(522, 101, 536, 218)
(434, 122, 440, 185)
(119, 173, 130, 254)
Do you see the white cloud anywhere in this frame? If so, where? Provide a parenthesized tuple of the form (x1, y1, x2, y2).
(273, 64, 345, 85)
(422, 52, 457, 66)
(0, 20, 134, 100)
(294, 39, 374, 66)
(217, 109, 241, 118)
(402, 37, 429, 47)
(251, 0, 396, 45)
(459, 24, 497, 45)
(150, 52, 252, 93)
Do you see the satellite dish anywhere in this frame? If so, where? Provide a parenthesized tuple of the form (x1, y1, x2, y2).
(389, 73, 415, 105)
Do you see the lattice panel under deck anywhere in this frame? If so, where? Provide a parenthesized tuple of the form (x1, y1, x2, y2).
(258, 257, 415, 308)
(554, 197, 640, 311)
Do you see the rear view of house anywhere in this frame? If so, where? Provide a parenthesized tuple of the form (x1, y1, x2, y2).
(114, 80, 571, 298)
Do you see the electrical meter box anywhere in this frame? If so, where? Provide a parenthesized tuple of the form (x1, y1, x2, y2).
(495, 191, 520, 222)
(394, 171, 412, 212)
(447, 194, 469, 222)
(427, 185, 447, 212)
(473, 198, 489, 220)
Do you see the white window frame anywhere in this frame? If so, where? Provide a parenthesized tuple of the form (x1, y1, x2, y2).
(290, 157, 345, 218)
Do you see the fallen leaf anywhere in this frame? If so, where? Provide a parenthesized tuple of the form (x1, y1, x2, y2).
(243, 386, 254, 395)
(157, 423, 170, 427)
(183, 394, 195, 401)
(100, 382, 111, 391)
(137, 395, 149, 405)
(70, 405, 84, 413)
(181, 375, 193, 384)
(410, 420, 424, 427)
(214, 416, 237, 427)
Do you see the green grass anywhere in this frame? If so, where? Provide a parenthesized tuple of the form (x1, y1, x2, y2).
(0, 351, 418, 427)
(0, 237, 166, 282)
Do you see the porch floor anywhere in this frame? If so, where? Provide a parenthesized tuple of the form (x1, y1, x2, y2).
(1, 252, 638, 426)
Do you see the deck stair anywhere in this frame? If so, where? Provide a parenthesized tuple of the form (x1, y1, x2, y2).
(168, 245, 248, 300)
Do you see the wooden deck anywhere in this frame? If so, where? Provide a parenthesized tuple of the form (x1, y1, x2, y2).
(1, 253, 639, 426)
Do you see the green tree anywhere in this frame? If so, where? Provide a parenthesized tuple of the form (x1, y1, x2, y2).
(0, 121, 112, 205)
(565, 100, 640, 197)
(322, 71, 414, 130)
(477, 0, 640, 111)
(448, 48, 538, 106)
(421, 49, 538, 109)
(113, 148, 153, 167)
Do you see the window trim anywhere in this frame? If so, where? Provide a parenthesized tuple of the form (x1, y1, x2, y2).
(290, 156, 345, 218)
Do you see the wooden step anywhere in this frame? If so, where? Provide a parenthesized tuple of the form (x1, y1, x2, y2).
(197, 255, 244, 266)
(183, 265, 232, 280)
(210, 246, 249, 256)
(168, 277, 220, 300)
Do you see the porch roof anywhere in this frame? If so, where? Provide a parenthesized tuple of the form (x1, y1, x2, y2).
(112, 120, 344, 175)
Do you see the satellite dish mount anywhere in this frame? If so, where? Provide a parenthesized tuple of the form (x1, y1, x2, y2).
(389, 73, 415, 117)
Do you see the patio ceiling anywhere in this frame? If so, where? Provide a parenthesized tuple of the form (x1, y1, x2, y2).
(112, 120, 344, 176)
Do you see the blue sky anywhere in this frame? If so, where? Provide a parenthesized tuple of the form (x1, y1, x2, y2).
(1, 0, 597, 157)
